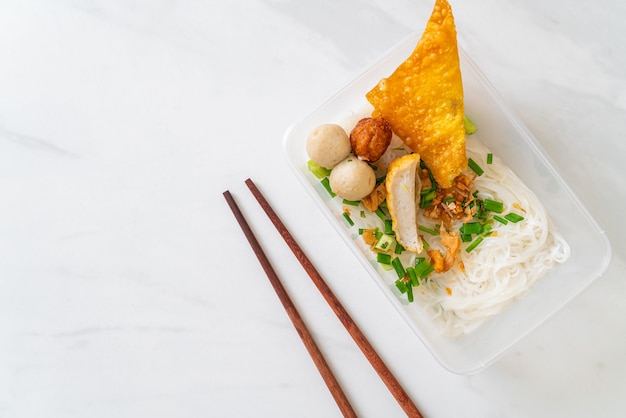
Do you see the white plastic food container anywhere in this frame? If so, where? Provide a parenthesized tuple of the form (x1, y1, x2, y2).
(283, 32, 611, 374)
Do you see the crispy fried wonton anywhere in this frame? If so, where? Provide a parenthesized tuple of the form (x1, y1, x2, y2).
(366, 0, 466, 188)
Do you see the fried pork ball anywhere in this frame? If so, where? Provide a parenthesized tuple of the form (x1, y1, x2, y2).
(306, 124, 352, 169)
(329, 157, 376, 201)
(349, 117, 393, 162)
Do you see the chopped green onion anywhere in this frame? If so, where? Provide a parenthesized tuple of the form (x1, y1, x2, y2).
(465, 236, 484, 253)
(360, 210, 366, 218)
(493, 215, 508, 225)
(481, 223, 493, 236)
(461, 234, 473, 242)
(463, 115, 478, 135)
(395, 279, 408, 294)
(421, 264, 435, 278)
(374, 229, 383, 240)
(307, 160, 331, 179)
(342, 199, 360, 206)
(406, 282, 414, 302)
(483, 198, 504, 213)
(342, 212, 354, 226)
(414, 258, 434, 278)
(420, 199, 433, 209)
(473, 199, 488, 220)
(443, 196, 456, 203)
(406, 267, 419, 286)
(394, 242, 405, 255)
(420, 190, 436, 208)
(419, 225, 439, 236)
(384, 219, 394, 235)
(487, 153, 493, 164)
(320, 177, 336, 197)
(468, 158, 484, 176)
(460, 222, 482, 235)
(391, 257, 406, 279)
(375, 207, 387, 221)
(358, 228, 365, 235)
(375, 234, 394, 251)
(421, 237, 430, 251)
(377, 253, 392, 265)
(504, 213, 525, 223)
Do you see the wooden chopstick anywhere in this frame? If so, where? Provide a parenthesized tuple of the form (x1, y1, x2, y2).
(223, 190, 358, 418)
(244, 178, 423, 418)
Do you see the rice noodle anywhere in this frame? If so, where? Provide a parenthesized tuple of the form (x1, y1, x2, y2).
(341, 132, 570, 336)
(412, 138, 570, 336)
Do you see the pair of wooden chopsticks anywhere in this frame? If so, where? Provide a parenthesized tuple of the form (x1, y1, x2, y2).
(223, 178, 423, 418)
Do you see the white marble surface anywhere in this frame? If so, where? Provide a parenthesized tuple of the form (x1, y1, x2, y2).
(1, 0, 625, 417)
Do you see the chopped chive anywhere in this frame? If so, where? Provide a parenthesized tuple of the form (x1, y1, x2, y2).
(406, 282, 414, 302)
(307, 160, 331, 179)
(391, 257, 406, 279)
(460, 222, 482, 235)
(377, 253, 392, 265)
(375, 207, 387, 221)
(493, 215, 508, 225)
(421, 264, 435, 278)
(419, 225, 439, 236)
(421, 189, 436, 199)
(394, 242, 405, 255)
(465, 236, 484, 253)
(342, 212, 354, 226)
(483, 199, 504, 213)
(463, 115, 478, 135)
(342, 199, 360, 206)
(487, 153, 493, 164)
(375, 234, 394, 251)
(394, 279, 408, 294)
(407, 267, 419, 286)
(384, 219, 394, 235)
(414, 258, 434, 278)
(320, 177, 336, 197)
(468, 158, 484, 176)
(504, 213, 525, 223)
(473, 199, 488, 220)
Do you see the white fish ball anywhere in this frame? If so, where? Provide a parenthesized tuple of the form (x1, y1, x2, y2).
(329, 157, 376, 201)
(306, 124, 352, 169)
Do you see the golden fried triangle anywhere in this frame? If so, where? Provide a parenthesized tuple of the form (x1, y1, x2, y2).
(366, 0, 466, 188)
